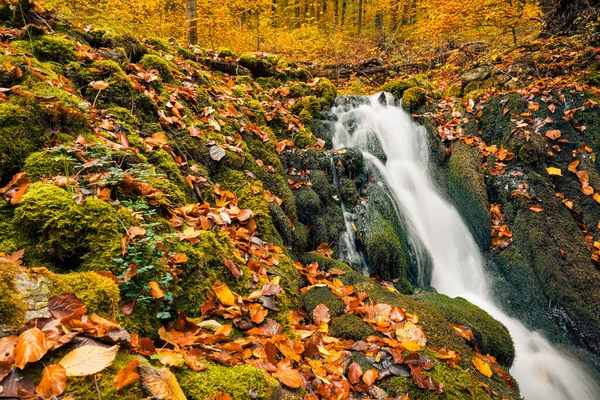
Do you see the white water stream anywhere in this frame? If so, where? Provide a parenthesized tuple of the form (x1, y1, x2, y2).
(330, 93, 599, 400)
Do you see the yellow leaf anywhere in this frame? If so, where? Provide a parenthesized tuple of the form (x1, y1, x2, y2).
(546, 167, 562, 176)
(59, 345, 118, 376)
(401, 341, 422, 351)
(472, 357, 493, 378)
(139, 364, 187, 400)
(212, 282, 236, 306)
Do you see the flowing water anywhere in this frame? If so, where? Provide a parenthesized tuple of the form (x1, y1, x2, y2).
(330, 93, 600, 400)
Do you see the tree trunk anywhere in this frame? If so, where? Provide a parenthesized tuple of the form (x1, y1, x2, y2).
(186, 0, 197, 46)
(544, 0, 600, 34)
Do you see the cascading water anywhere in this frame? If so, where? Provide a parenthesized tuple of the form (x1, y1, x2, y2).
(330, 93, 600, 400)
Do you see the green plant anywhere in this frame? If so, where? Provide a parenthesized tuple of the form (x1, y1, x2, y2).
(114, 199, 178, 319)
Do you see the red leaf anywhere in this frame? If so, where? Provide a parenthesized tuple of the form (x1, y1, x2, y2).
(223, 258, 243, 279)
(348, 362, 363, 385)
(49, 292, 86, 319)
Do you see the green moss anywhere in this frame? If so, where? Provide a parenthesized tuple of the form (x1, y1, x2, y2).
(309, 170, 331, 204)
(259, 171, 297, 219)
(339, 178, 359, 209)
(379, 352, 491, 400)
(289, 96, 325, 125)
(145, 37, 171, 52)
(102, 32, 148, 63)
(0, 101, 47, 182)
(315, 78, 336, 105)
(401, 87, 426, 112)
(177, 360, 280, 399)
(217, 48, 237, 59)
(50, 271, 121, 318)
(300, 286, 345, 318)
(380, 79, 411, 98)
(414, 292, 514, 367)
(443, 84, 464, 98)
(13, 35, 76, 64)
(329, 314, 377, 340)
(147, 149, 194, 205)
(14, 182, 126, 271)
(294, 186, 322, 225)
(239, 53, 276, 78)
(309, 204, 345, 251)
(447, 141, 491, 250)
(289, 82, 311, 98)
(63, 352, 146, 399)
(269, 202, 293, 245)
(0, 261, 28, 332)
(139, 53, 175, 83)
(23, 150, 77, 181)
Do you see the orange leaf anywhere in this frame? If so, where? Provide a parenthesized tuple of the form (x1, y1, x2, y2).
(362, 369, 378, 385)
(545, 130, 561, 140)
(14, 327, 54, 369)
(139, 365, 186, 400)
(594, 193, 600, 204)
(113, 360, 140, 390)
(272, 369, 303, 388)
(568, 160, 579, 173)
(529, 205, 543, 213)
(36, 364, 66, 397)
(312, 303, 331, 326)
(128, 226, 146, 239)
(149, 282, 165, 299)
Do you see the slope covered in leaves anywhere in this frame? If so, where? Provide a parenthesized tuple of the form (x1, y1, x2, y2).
(0, 2, 521, 400)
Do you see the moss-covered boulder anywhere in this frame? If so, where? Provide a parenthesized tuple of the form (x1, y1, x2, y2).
(329, 314, 378, 340)
(401, 87, 426, 112)
(301, 286, 345, 318)
(447, 140, 491, 250)
(414, 292, 515, 367)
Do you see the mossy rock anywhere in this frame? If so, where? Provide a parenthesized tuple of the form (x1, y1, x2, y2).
(139, 53, 175, 83)
(414, 292, 515, 367)
(177, 361, 280, 399)
(50, 271, 121, 319)
(217, 48, 237, 59)
(339, 178, 359, 209)
(315, 78, 337, 106)
(309, 204, 345, 251)
(447, 141, 491, 250)
(294, 186, 322, 225)
(13, 182, 126, 271)
(0, 100, 48, 182)
(12, 35, 76, 64)
(145, 36, 172, 52)
(329, 314, 377, 340)
(238, 53, 277, 78)
(101, 32, 148, 63)
(380, 79, 411, 98)
(402, 87, 426, 112)
(300, 286, 345, 318)
(23, 150, 77, 181)
(289, 82, 311, 98)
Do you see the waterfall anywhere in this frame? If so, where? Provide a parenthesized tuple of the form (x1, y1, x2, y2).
(330, 93, 600, 400)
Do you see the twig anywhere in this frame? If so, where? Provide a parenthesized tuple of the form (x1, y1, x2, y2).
(93, 374, 102, 400)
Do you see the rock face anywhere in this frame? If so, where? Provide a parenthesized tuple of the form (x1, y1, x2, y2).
(460, 66, 491, 83)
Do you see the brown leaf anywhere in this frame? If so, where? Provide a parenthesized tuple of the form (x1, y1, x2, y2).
(113, 360, 140, 390)
(348, 362, 363, 385)
(0, 335, 17, 368)
(139, 364, 187, 400)
(545, 130, 561, 140)
(223, 258, 243, 279)
(14, 327, 54, 369)
(312, 303, 331, 326)
(272, 369, 303, 389)
(59, 345, 118, 376)
(48, 292, 86, 319)
(128, 226, 147, 239)
(36, 364, 66, 397)
(237, 209, 254, 222)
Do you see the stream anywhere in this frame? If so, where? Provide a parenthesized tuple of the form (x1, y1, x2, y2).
(329, 93, 600, 400)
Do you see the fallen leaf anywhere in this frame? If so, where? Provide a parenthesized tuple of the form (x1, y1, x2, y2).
(36, 364, 66, 397)
(472, 357, 493, 378)
(48, 292, 86, 319)
(90, 81, 109, 90)
(223, 258, 243, 279)
(545, 130, 561, 140)
(212, 282, 236, 306)
(529, 205, 543, 213)
(312, 303, 331, 326)
(546, 167, 562, 176)
(149, 282, 165, 299)
(209, 145, 226, 161)
(272, 369, 303, 389)
(362, 369, 378, 385)
(59, 345, 118, 376)
(14, 327, 54, 369)
(113, 360, 140, 390)
(348, 362, 363, 384)
(139, 364, 187, 400)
